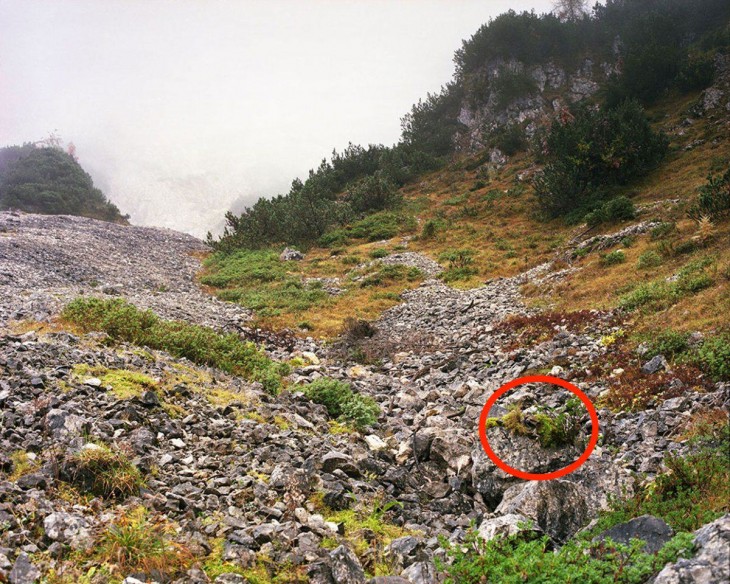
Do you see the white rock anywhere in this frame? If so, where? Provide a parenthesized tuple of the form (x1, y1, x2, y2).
(364, 435, 387, 451)
(301, 351, 320, 365)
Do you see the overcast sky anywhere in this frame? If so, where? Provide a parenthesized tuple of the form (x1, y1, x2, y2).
(1, 0, 555, 237)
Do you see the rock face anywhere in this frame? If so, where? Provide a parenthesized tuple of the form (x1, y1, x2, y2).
(594, 515, 674, 554)
(454, 57, 615, 152)
(495, 480, 593, 543)
(0, 211, 726, 582)
(652, 514, 730, 583)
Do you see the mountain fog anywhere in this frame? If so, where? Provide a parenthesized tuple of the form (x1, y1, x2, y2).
(0, 0, 553, 238)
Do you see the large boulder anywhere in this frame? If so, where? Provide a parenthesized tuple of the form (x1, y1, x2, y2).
(43, 512, 93, 550)
(330, 545, 366, 584)
(652, 514, 730, 583)
(594, 515, 673, 554)
(280, 247, 304, 261)
(477, 513, 542, 542)
(495, 480, 594, 543)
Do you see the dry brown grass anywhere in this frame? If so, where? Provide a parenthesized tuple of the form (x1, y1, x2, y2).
(198, 90, 729, 340)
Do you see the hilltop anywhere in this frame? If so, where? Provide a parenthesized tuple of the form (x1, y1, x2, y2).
(0, 143, 127, 224)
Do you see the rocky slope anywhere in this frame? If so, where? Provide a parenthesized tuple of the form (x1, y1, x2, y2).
(0, 211, 728, 583)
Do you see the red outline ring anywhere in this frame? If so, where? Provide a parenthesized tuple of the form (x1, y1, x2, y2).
(478, 375, 599, 480)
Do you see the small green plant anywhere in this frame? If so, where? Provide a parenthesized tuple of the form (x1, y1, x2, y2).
(369, 248, 389, 259)
(491, 400, 582, 448)
(302, 378, 380, 430)
(636, 250, 663, 269)
(601, 250, 626, 266)
(438, 249, 479, 282)
(7, 451, 39, 481)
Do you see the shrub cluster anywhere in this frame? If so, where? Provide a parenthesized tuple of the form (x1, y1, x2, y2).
(62, 297, 287, 393)
(301, 378, 380, 430)
(0, 144, 126, 222)
(534, 101, 668, 220)
(687, 169, 730, 223)
(63, 443, 144, 499)
(208, 143, 436, 252)
(619, 257, 715, 312)
(440, 528, 694, 584)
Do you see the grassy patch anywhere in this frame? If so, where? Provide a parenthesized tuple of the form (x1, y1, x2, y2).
(7, 450, 39, 481)
(619, 256, 716, 311)
(314, 496, 410, 577)
(61, 297, 287, 394)
(63, 442, 144, 499)
(358, 264, 422, 288)
(201, 249, 328, 317)
(301, 378, 380, 430)
(71, 364, 157, 399)
(96, 506, 192, 577)
(319, 211, 417, 246)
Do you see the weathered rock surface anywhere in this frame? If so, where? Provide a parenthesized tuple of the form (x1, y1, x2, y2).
(652, 514, 730, 583)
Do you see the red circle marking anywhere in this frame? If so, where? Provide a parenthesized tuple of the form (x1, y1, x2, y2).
(478, 375, 599, 481)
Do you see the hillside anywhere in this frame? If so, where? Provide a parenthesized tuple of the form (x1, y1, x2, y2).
(0, 144, 127, 223)
(1, 1, 729, 583)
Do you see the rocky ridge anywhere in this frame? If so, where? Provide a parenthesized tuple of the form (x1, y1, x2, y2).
(0, 211, 728, 583)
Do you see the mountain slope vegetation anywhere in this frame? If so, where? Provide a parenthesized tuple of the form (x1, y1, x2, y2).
(0, 143, 127, 222)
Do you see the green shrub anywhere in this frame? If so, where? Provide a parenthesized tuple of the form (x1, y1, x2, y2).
(345, 173, 402, 214)
(688, 169, 730, 222)
(62, 298, 287, 394)
(492, 68, 538, 109)
(651, 222, 677, 240)
(597, 430, 730, 533)
(534, 101, 667, 219)
(302, 378, 380, 430)
(601, 250, 626, 266)
(586, 196, 637, 227)
(637, 250, 663, 269)
(369, 248, 389, 259)
(491, 124, 527, 156)
(440, 528, 694, 584)
(693, 333, 730, 380)
(0, 144, 127, 222)
(646, 329, 690, 359)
